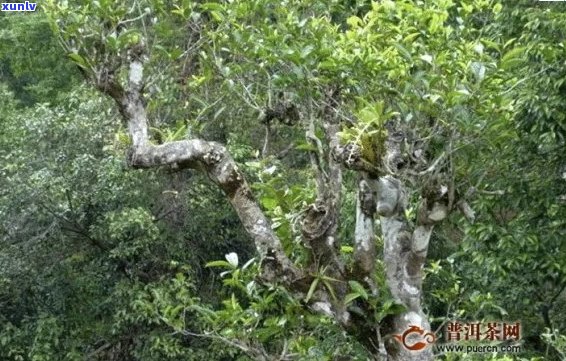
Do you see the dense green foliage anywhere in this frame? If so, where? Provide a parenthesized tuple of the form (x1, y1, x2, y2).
(1, 1, 565, 360)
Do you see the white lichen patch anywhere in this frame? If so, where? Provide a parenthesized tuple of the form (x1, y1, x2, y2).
(403, 311, 422, 325)
(312, 302, 333, 317)
(412, 226, 432, 253)
(428, 202, 448, 221)
(403, 281, 419, 296)
(339, 310, 351, 325)
(327, 236, 335, 247)
(129, 61, 143, 85)
(253, 223, 267, 234)
(381, 218, 403, 252)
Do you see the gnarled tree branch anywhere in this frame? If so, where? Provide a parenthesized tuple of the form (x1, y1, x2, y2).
(101, 58, 302, 284)
(301, 90, 344, 276)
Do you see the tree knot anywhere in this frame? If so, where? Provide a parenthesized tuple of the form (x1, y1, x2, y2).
(301, 201, 333, 242)
(202, 149, 223, 165)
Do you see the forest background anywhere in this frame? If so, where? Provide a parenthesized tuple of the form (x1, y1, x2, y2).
(1, 0, 565, 360)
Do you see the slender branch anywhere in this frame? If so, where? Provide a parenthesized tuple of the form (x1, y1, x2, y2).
(178, 330, 268, 359)
(457, 200, 476, 223)
(37, 201, 108, 251)
(405, 151, 446, 176)
(86, 342, 111, 358)
(262, 122, 271, 158)
(228, 78, 262, 111)
(500, 67, 548, 95)
(478, 189, 505, 195)
(117, 12, 148, 27)
(275, 143, 294, 159)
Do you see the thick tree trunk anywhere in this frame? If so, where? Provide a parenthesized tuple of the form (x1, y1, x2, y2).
(377, 175, 440, 361)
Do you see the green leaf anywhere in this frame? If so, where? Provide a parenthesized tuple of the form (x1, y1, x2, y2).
(200, 3, 224, 12)
(340, 245, 353, 253)
(68, 53, 87, 68)
(500, 46, 527, 69)
(503, 38, 517, 50)
(301, 45, 315, 59)
(322, 278, 337, 301)
(346, 16, 362, 28)
(345, 293, 360, 305)
(502, 46, 526, 62)
(170, 124, 187, 141)
(375, 299, 407, 321)
(394, 43, 412, 61)
(481, 39, 500, 52)
(305, 277, 319, 303)
(348, 280, 368, 300)
(403, 32, 420, 43)
(493, 3, 502, 14)
(261, 197, 278, 210)
(210, 11, 224, 22)
(205, 260, 233, 268)
(171, 6, 187, 18)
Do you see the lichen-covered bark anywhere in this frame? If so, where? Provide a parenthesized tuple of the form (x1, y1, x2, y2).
(354, 175, 377, 282)
(378, 177, 436, 361)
